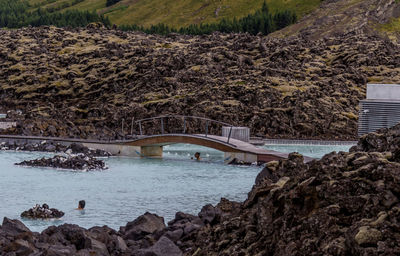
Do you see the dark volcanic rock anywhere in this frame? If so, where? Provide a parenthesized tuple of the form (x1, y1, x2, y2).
(181, 151, 400, 255)
(42, 224, 92, 250)
(140, 236, 183, 256)
(350, 123, 400, 154)
(0, 140, 110, 157)
(0, 26, 399, 141)
(121, 212, 166, 241)
(1, 217, 30, 236)
(198, 204, 221, 225)
(21, 204, 65, 219)
(15, 154, 107, 171)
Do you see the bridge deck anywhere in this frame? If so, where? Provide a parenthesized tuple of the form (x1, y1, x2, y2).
(120, 134, 313, 162)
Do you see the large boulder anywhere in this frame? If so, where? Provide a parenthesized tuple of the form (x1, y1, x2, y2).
(140, 236, 182, 256)
(122, 212, 166, 241)
(1, 217, 30, 236)
(167, 212, 203, 237)
(44, 245, 77, 256)
(42, 224, 92, 250)
(2, 238, 37, 255)
(198, 204, 221, 225)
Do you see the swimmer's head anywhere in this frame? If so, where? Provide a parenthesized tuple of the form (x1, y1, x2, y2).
(78, 200, 85, 210)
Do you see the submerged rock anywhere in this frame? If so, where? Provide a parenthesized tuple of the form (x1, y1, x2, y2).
(15, 154, 107, 171)
(21, 204, 64, 219)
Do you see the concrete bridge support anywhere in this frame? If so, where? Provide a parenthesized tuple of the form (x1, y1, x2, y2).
(82, 143, 141, 157)
(140, 146, 163, 158)
(83, 143, 163, 158)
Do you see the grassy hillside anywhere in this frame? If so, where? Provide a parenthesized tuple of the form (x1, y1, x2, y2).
(28, 0, 322, 27)
(272, 0, 400, 40)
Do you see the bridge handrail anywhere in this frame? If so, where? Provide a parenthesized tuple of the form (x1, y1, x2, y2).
(134, 115, 233, 128)
(134, 115, 235, 144)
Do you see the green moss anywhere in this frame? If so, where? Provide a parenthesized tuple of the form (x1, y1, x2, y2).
(9, 63, 26, 72)
(379, 17, 400, 33)
(222, 100, 240, 106)
(52, 80, 70, 88)
(141, 98, 170, 106)
(342, 112, 358, 120)
(22, 92, 40, 99)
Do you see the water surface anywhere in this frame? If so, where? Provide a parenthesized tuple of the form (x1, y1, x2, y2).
(263, 144, 353, 159)
(0, 142, 352, 232)
(0, 146, 260, 232)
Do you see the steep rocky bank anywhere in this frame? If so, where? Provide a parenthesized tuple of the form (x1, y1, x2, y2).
(0, 26, 399, 140)
(2, 124, 400, 255)
(350, 123, 400, 153)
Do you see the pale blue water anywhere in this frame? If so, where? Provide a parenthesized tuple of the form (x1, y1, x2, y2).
(263, 144, 353, 159)
(0, 143, 352, 232)
(0, 145, 260, 232)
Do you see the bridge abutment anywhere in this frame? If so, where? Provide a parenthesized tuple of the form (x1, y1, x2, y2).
(82, 143, 141, 157)
(140, 145, 163, 158)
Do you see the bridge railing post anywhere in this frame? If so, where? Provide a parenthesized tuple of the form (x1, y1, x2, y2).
(139, 121, 143, 136)
(183, 117, 186, 134)
(121, 119, 125, 140)
(227, 125, 233, 144)
(161, 118, 164, 134)
(205, 120, 209, 137)
(130, 117, 134, 136)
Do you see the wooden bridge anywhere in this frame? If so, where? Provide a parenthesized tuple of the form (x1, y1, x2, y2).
(111, 115, 310, 163)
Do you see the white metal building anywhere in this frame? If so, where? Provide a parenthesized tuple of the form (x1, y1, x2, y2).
(358, 84, 400, 136)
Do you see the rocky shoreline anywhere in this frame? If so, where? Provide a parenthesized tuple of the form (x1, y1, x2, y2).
(2, 124, 400, 255)
(1, 141, 110, 157)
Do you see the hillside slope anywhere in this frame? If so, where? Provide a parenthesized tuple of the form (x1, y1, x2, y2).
(273, 0, 400, 40)
(28, 0, 321, 27)
(0, 26, 399, 140)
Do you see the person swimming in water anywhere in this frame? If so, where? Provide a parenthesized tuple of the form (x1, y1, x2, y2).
(76, 200, 85, 210)
(192, 152, 201, 161)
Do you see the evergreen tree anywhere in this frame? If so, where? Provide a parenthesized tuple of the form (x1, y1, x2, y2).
(0, 0, 110, 29)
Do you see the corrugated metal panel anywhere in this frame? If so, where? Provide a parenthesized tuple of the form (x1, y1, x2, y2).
(222, 127, 250, 142)
(358, 100, 400, 136)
